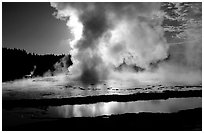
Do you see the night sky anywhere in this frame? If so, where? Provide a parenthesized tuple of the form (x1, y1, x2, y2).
(3, 2, 71, 54)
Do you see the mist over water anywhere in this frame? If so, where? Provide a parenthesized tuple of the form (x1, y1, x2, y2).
(2, 3, 202, 131)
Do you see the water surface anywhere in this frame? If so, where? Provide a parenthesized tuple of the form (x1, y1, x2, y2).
(5, 97, 200, 119)
(45, 97, 201, 118)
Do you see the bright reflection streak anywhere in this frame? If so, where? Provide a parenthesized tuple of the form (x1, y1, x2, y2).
(47, 97, 201, 118)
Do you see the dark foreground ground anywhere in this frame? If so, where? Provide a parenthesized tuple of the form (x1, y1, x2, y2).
(3, 108, 202, 131)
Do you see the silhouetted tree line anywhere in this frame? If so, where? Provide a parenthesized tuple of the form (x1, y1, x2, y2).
(2, 48, 72, 82)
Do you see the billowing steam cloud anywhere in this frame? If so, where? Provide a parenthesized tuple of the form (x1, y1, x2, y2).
(160, 2, 202, 85)
(51, 2, 201, 87)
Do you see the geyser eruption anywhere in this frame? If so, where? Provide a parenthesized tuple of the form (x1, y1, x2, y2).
(51, 2, 201, 86)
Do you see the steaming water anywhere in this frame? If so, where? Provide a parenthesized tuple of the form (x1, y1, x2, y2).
(2, 77, 202, 128)
(2, 76, 202, 100)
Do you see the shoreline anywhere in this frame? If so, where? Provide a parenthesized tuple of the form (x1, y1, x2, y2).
(3, 89, 202, 108)
(3, 108, 202, 131)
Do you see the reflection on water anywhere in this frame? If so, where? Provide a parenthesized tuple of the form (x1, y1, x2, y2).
(2, 97, 201, 130)
(46, 97, 201, 118)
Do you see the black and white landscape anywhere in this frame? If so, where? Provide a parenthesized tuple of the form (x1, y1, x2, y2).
(2, 2, 202, 131)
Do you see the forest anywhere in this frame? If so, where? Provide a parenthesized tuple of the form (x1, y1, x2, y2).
(2, 48, 72, 82)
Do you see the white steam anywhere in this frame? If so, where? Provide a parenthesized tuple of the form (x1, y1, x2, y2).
(51, 2, 202, 87)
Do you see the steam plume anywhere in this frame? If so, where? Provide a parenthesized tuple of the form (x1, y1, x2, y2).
(51, 2, 201, 86)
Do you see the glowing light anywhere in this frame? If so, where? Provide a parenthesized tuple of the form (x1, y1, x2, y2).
(67, 12, 83, 48)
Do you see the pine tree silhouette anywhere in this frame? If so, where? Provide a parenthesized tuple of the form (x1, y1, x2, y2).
(2, 47, 72, 82)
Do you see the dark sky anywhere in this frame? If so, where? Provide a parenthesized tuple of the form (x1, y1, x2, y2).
(3, 2, 71, 54)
